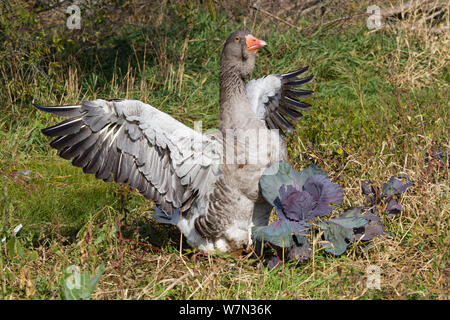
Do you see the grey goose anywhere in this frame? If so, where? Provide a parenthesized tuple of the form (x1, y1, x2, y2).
(34, 30, 314, 252)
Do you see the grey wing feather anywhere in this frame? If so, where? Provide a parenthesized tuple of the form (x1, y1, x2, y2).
(245, 66, 314, 137)
(34, 99, 222, 216)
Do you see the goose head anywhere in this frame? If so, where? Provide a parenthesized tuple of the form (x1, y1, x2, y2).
(220, 30, 266, 80)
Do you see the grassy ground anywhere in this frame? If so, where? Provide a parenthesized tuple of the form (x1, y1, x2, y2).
(0, 0, 448, 299)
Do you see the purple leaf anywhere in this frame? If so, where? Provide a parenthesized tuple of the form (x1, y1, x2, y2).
(331, 207, 370, 229)
(361, 180, 382, 207)
(295, 164, 328, 189)
(275, 175, 343, 222)
(277, 185, 316, 221)
(260, 162, 327, 206)
(382, 176, 413, 197)
(267, 256, 282, 269)
(321, 208, 385, 254)
(360, 211, 382, 222)
(288, 236, 312, 262)
(385, 198, 403, 215)
(319, 221, 354, 256)
(252, 219, 309, 248)
(343, 208, 385, 241)
(355, 223, 385, 241)
(260, 162, 306, 205)
(302, 175, 344, 218)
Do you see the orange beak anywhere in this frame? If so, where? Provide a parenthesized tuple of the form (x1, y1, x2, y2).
(245, 34, 267, 52)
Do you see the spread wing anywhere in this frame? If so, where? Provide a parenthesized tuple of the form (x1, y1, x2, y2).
(34, 99, 222, 216)
(246, 66, 314, 136)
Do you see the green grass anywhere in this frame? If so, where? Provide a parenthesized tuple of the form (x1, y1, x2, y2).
(0, 0, 448, 299)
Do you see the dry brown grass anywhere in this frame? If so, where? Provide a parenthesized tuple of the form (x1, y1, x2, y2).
(381, 0, 449, 89)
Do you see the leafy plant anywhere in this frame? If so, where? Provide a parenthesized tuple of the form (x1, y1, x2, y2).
(254, 162, 389, 266)
(1, 224, 38, 262)
(60, 263, 105, 300)
(362, 175, 413, 216)
(319, 207, 384, 255)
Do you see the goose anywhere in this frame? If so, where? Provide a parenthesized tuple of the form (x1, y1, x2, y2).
(34, 30, 314, 253)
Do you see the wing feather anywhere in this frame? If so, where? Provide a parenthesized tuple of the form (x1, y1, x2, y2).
(35, 99, 222, 216)
(246, 66, 314, 136)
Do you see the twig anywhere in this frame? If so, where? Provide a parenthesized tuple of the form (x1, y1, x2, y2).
(321, 13, 368, 29)
(251, 5, 302, 31)
(302, 13, 367, 36)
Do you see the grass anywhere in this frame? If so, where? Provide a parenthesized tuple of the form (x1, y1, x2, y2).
(0, 0, 449, 299)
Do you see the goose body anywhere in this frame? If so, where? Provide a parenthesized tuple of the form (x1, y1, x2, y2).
(35, 30, 314, 252)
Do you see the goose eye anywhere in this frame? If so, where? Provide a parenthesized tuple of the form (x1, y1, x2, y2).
(235, 36, 240, 42)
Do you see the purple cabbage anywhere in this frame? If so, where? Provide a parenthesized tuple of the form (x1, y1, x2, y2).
(265, 165, 344, 222)
(361, 175, 413, 216)
(255, 161, 394, 267)
(254, 162, 344, 264)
